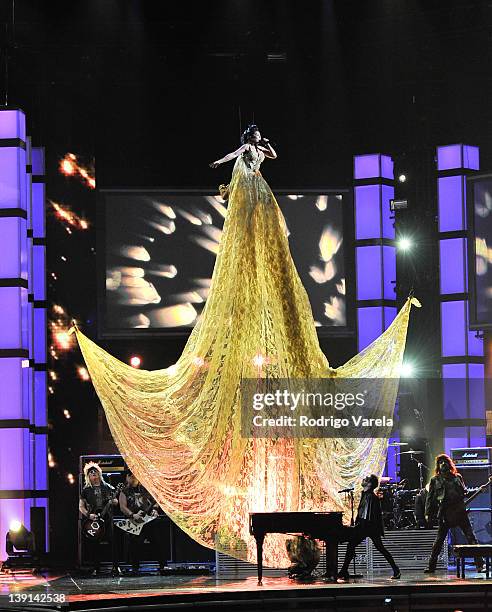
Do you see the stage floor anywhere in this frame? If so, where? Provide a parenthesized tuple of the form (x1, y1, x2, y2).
(2, 568, 492, 611)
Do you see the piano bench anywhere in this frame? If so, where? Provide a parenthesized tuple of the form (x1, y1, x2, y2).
(453, 545, 492, 578)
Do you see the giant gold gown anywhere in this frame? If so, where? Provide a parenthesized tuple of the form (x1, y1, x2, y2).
(73, 145, 419, 566)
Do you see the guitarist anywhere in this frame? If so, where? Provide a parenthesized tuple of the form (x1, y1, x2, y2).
(79, 462, 120, 576)
(119, 470, 166, 574)
(424, 453, 484, 573)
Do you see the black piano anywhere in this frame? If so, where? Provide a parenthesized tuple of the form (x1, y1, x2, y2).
(249, 511, 345, 584)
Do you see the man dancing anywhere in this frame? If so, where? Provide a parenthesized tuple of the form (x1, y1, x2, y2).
(337, 474, 400, 581)
(424, 453, 484, 573)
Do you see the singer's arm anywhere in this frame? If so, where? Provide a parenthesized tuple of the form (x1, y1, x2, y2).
(259, 141, 277, 159)
(209, 144, 248, 168)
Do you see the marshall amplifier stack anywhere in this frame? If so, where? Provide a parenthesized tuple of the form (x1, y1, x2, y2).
(451, 447, 492, 544)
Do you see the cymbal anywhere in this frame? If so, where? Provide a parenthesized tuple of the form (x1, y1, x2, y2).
(397, 450, 424, 455)
(388, 442, 408, 447)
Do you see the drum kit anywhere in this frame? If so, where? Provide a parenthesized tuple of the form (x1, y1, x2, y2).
(380, 442, 428, 530)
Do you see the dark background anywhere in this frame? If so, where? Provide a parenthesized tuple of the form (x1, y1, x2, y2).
(0, 0, 491, 564)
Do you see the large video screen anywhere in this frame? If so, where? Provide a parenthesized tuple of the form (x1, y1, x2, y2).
(100, 190, 349, 336)
(469, 174, 492, 329)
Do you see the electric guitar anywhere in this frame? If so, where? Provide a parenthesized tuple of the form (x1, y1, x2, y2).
(81, 483, 123, 541)
(443, 475, 492, 527)
(115, 489, 159, 536)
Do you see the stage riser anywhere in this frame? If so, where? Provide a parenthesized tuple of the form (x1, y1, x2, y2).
(216, 530, 446, 578)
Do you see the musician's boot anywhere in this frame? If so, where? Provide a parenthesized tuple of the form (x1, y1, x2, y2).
(111, 565, 122, 577)
(336, 570, 350, 583)
(391, 566, 401, 579)
(423, 566, 436, 574)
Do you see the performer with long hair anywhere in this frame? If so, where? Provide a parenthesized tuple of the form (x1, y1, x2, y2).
(337, 475, 400, 581)
(424, 453, 484, 573)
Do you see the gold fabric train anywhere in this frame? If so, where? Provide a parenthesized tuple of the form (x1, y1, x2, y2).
(73, 153, 420, 567)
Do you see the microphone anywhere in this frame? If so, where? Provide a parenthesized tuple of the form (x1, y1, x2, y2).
(338, 487, 354, 493)
(260, 138, 276, 148)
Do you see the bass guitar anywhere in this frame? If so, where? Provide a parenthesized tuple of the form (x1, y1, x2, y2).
(443, 475, 492, 527)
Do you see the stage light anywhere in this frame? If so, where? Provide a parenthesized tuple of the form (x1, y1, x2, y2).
(400, 362, 415, 377)
(253, 354, 265, 368)
(77, 366, 90, 381)
(398, 174, 407, 183)
(67, 473, 75, 484)
(9, 519, 22, 533)
(130, 355, 142, 368)
(397, 237, 413, 252)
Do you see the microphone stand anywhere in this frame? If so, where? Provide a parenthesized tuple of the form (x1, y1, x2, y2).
(347, 490, 363, 579)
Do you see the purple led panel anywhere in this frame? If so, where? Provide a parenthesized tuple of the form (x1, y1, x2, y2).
(0, 148, 27, 210)
(469, 364, 485, 419)
(463, 145, 479, 170)
(437, 145, 480, 171)
(33, 308, 47, 363)
(34, 371, 47, 426)
(0, 109, 26, 140)
(438, 176, 465, 233)
(385, 435, 399, 481)
(382, 185, 395, 239)
(356, 246, 382, 300)
(34, 434, 48, 490)
(0, 216, 27, 279)
(439, 238, 466, 294)
(31, 147, 45, 176)
(357, 307, 383, 351)
(31, 183, 46, 238)
(467, 322, 484, 356)
(355, 185, 381, 239)
(445, 427, 468, 455)
(0, 287, 28, 349)
(0, 429, 27, 489)
(469, 426, 486, 448)
(354, 154, 380, 180)
(0, 358, 23, 419)
(32, 245, 46, 301)
(384, 307, 397, 330)
(442, 377, 467, 420)
(437, 145, 463, 171)
(441, 300, 466, 356)
(0, 499, 25, 560)
(383, 246, 396, 300)
(381, 155, 394, 180)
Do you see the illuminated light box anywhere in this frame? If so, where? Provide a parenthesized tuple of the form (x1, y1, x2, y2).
(437, 144, 480, 171)
(384, 307, 396, 329)
(445, 427, 468, 455)
(381, 185, 395, 239)
(382, 246, 396, 300)
(31, 183, 46, 238)
(0, 287, 28, 349)
(0, 216, 27, 279)
(0, 109, 26, 140)
(34, 371, 47, 426)
(32, 245, 46, 301)
(355, 185, 381, 239)
(356, 246, 382, 300)
(441, 300, 466, 357)
(33, 308, 47, 363)
(0, 358, 23, 419)
(439, 238, 466, 294)
(438, 175, 465, 233)
(0, 148, 27, 209)
(357, 306, 383, 351)
(0, 429, 28, 489)
(35, 435, 48, 490)
(354, 154, 393, 180)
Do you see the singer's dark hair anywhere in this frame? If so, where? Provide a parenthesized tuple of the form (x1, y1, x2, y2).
(241, 124, 260, 144)
(368, 474, 379, 489)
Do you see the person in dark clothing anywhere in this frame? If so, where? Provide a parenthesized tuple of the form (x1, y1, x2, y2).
(337, 474, 400, 582)
(119, 471, 167, 574)
(79, 462, 120, 576)
(424, 453, 484, 573)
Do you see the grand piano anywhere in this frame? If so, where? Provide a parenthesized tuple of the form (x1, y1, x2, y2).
(249, 511, 347, 584)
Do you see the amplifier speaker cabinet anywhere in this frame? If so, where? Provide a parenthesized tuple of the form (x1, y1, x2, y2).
(451, 448, 492, 545)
